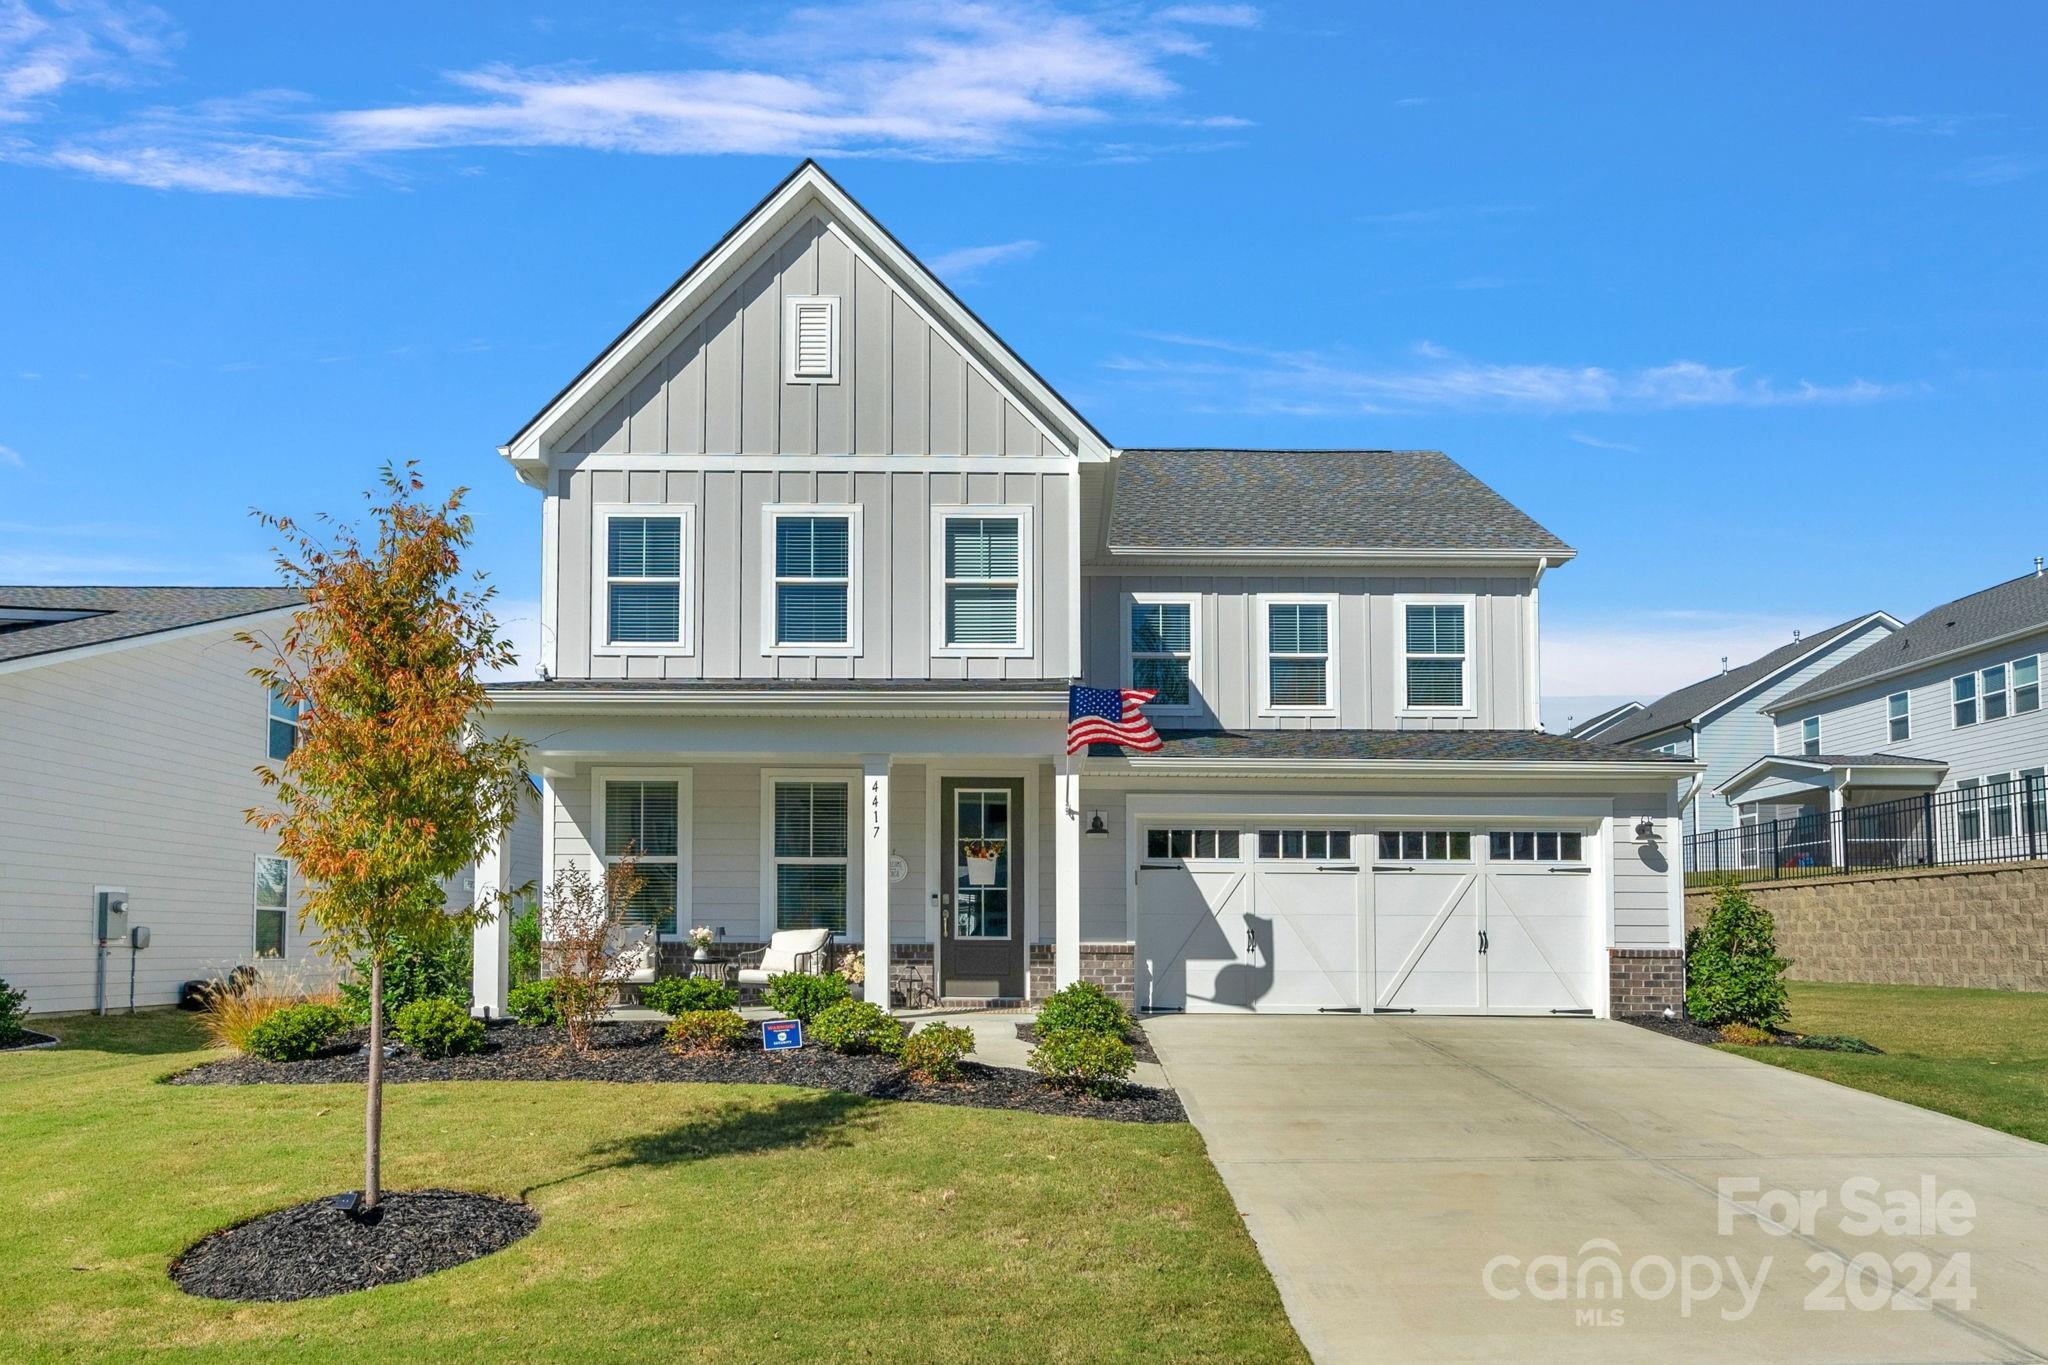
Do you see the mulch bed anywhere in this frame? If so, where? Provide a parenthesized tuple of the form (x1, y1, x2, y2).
(0, 1029, 59, 1052)
(171, 1189, 537, 1302)
(1621, 1014, 1883, 1054)
(1014, 1022, 1160, 1065)
(169, 1022, 1186, 1124)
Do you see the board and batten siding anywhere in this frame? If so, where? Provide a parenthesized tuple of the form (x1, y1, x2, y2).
(1611, 791, 1683, 947)
(0, 620, 324, 1014)
(1082, 572, 1534, 729)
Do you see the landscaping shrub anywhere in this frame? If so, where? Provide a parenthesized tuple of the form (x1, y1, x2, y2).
(198, 968, 343, 1052)
(393, 998, 486, 1058)
(1029, 1029, 1136, 1097)
(508, 902, 542, 986)
(0, 979, 29, 1044)
(339, 931, 471, 1022)
(641, 975, 739, 1016)
(1718, 1022, 1774, 1047)
(1035, 981, 1131, 1038)
(763, 971, 851, 1024)
(1685, 881, 1791, 1029)
(507, 980, 563, 1028)
(810, 999, 906, 1056)
(899, 1022, 975, 1083)
(244, 1003, 352, 1062)
(1784, 1032, 1883, 1055)
(665, 1009, 748, 1055)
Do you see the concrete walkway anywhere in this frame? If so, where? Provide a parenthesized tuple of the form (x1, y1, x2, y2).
(1146, 1014, 2048, 1364)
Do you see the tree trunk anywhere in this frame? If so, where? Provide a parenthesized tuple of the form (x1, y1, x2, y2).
(365, 955, 384, 1210)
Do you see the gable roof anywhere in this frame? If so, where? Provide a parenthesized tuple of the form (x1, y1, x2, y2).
(0, 586, 301, 669)
(1566, 700, 1644, 739)
(1599, 611, 1897, 744)
(502, 160, 1110, 481)
(1769, 570, 2048, 713)
(1104, 450, 1573, 559)
(1087, 727, 1692, 767)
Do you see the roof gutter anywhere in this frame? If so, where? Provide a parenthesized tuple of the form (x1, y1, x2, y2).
(1088, 756, 1704, 778)
(1102, 545, 1574, 564)
(485, 687, 1069, 714)
(1763, 619, 2048, 715)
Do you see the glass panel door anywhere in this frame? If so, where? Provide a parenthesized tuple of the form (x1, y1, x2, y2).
(953, 787, 1012, 939)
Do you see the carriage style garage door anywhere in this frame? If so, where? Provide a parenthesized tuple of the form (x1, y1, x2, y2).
(1135, 824, 1598, 1016)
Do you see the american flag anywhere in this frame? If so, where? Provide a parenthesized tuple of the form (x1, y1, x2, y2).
(1067, 685, 1162, 755)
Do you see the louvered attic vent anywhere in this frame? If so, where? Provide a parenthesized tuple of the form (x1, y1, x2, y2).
(785, 296, 840, 383)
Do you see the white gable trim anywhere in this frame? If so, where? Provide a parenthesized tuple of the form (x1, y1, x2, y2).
(1689, 611, 1902, 727)
(0, 605, 301, 678)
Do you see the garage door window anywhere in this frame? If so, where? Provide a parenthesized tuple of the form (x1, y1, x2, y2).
(1256, 829, 1353, 860)
(1376, 830, 1472, 861)
(1144, 827, 1241, 861)
(1488, 831, 1584, 862)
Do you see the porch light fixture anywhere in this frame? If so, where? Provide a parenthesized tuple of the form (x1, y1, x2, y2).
(1634, 817, 1658, 842)
(1085, 809, 1110, 837)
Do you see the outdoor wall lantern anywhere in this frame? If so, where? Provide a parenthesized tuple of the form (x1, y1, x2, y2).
(1634, 817, 1659, 842)
(1085, 809, 1110, 837)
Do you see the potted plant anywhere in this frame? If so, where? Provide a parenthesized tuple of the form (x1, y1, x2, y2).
(962, 839, 1005, 886)
(687, 925, 716, 962)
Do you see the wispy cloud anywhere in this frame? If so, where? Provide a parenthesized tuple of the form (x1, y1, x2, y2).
(0, 0, 172, 123)
(1567, 431, 1639, 453)
(0, 442, 22, 467)
(1107, 335, 1906, 416)
(925, 237, 1040, 280)
(6, 1, 1257, 194)
(1943, 153, 2038, 187)
(1857, 112, 2001, 136)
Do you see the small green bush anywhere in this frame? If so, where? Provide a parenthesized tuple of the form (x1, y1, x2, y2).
(393, 997, 486, 1058)
(899, 1022, 975, 1083)
(763, 971, 851, 1023)
(1685, 881, 1791, 1029)
(1718, 1022, 1773, 1047)
(507, 980, 563, 1028)
(508, 903, 542, 986)
(339, 931, 471, 1022)
(1029, 1029, 1135, 1097)
(0, 979, 29, 1044)
(1035, 981, 1131, 1038)
(244, 1003, 351, 1062)
(665, 1009, 748, 1055)
(641, 975, 739, 1016)
(1785, 1032, 1883, 1055)
(810, 999, 906, 1056)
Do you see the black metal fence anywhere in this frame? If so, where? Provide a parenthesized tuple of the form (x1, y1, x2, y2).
(1685, 776, 2048, 885)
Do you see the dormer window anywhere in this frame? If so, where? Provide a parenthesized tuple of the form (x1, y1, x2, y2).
(784, 296, 840, 383)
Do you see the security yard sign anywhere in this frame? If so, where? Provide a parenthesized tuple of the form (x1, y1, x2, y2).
(762, 1018, 804, 1051)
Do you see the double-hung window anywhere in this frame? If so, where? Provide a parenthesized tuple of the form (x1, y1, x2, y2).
(2022, 767, 2048, 836)
(771, 781, 850, 934)
(1128, 595, 1196, 711)
(1956, 778, 1982, 841)
(254, 856, 288, 958)
(1887, 692, 1911, 743)
(1261, 596, 1334, 712)
(601, 511, 688, 649)
(1986, 773, 2016, 840)
(935, 510, 1028, 653)
(1399, 597, 1471, 713)
(2013, 655, 2040, 713)
(768, 509, 856, 651)
(603, 779, 681, 935)
(1801, 716, 1821, 756)
(1952, 673, 1977, 727)
(1982, 663, 2010, 722)
(266, 686, 304, 761)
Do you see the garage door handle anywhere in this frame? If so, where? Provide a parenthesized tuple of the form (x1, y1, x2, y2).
(1547, 866, 1592, 875)
(1316, 865, 1359, 873)
(1371, 864, 1415, 872)
(1478, 929, 1489, 954)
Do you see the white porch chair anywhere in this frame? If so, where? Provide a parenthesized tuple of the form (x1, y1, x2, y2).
(734, 928, 834, 993)
(606, 922, 660, 986)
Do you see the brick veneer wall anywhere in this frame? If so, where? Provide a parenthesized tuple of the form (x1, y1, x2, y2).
(1683, 860, 2048, 992)
(1027, 944, 1136, 1006)
(1609, 949, 1685, 1016)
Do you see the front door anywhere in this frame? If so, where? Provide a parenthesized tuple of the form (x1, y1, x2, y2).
(939, 778, 1026, 999)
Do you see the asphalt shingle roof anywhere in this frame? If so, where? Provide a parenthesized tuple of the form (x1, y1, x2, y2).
(1088, 728, 1689, 763)
(487, 678, 1068, 694)
(1771, 571, 2048, 712)
(1105, 450, 1572, 555)
(1565, 701, 1643, 739)
(0, 586, 302, 665)
(1598, 613, 1886, 745)
(1767, 753, 1946, 768)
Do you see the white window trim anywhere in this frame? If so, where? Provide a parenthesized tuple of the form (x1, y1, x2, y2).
(1801, 715, 1822, 756)
(929, 505, 1033, 658)
(783, 294, 841, 384)
(1121, 590, 1201, 717)
(2015, 654, 2042, 714)
(759, 768, 861, 941)
(1887, 691, 1911, 743)
(1394, 592, 1477, 718)
(590, 768, 693, 941)
(1256, 591, 1340, 718)
(759, 503, 863, 656)
(266, 683, 303, 761)
(1950, 672, 1977, 728)
(253, 856, 288, 959)
(1980, 661, 2012, 724)
(591, 503, 695, 657)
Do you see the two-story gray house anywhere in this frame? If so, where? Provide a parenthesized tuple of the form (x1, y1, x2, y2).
(1721, 567, 2048, 856)
(466, 162, 1697, 1021)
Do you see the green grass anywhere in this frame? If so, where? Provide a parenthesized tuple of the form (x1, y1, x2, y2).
(1722, 982, 2048, 1144)
(0, 1011, 1303, 1363)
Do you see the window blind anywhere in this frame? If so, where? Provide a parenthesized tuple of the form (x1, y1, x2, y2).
(1134, 657, 1191, 705)
(1267, 603, 1328, 654)
(777, 865, 847, 932)
(604, 781, 679, 858)
(945, 518, 1019, 578)
(609, 517, 681, 577)
(1130, 602, 1191, 653)
(774, 783, 848, 859)
(775, 516, 850, 644)
(1269, 658, 1327, 707)
(1404, 604, 1465, 655)
(1405, 659, 1463, 708)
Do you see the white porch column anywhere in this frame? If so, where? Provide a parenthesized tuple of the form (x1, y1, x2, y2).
(1828, 780, 1848, 870)
(470, 821, 512, 1019)
(1055, 757, 1081, 990)
(861, 754, 892, 1008)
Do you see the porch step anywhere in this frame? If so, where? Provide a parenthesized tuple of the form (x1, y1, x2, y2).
(930, 996, 1030, 1013)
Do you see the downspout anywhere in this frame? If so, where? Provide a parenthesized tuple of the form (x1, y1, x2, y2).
(1527, 557, 1549, 729)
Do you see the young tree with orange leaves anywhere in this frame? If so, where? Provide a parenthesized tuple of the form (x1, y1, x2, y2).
(246, 462, 528, 1212)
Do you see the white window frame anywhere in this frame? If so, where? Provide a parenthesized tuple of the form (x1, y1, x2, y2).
(1801, 716, 1821, 756)
(1985, 771, 2016, 840)
(929, 506, 1033, 658)
(1956, 777, 1982, 841)
(1887, 691, 1911, 743)
(591, 504, 695, 657)
(1122, 590, 1201, 717)
(253, 856, 289, 959)
(1951, 672, 1976, 728)
(759, 768, 860, 941)
(783, 295, 841, 384)
(1394, 592, 1477, 718)
(591, 769, 693, 941)
(1980, 661, 2011, 723)
(1257, 591, 1340, 718)
(2014, 654, 2041, 714)
(266, 684, 304, 761)
(760, 504, 863, 656)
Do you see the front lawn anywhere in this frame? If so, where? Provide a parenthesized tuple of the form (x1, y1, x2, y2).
(0, 1011, 1303, 1363)
(1724, 982, 2048, 1144)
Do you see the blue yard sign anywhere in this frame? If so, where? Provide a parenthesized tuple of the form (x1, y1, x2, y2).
(762, 1018, 804, 1051)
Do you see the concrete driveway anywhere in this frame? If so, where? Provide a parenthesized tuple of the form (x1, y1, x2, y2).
(1146, 1015, 2048, 1364)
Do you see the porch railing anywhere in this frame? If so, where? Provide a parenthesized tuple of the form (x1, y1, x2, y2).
(1684, 776, 2048, 886)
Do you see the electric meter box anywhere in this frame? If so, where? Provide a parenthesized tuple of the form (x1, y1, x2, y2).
(96, 890, 129, 944)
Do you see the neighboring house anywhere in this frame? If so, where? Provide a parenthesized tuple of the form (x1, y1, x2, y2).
(1723, 566, 2048, 849)
(1566, 701, 1644, 741)
(466, 160, 1698, 1021)
(1593, 612, 1901, 840)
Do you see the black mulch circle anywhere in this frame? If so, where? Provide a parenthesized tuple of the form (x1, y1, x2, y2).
(1014, 1021, 1159, 1065)
(0, 1029, 59, 1051)
(168, 1021, 1186, 1124)
(170, 1189, 538, 1302)
(1620, 1013, 1724, 1046)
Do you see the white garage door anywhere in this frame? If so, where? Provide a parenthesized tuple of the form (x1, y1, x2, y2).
(1370, 829, 1596, 1015)
(1136, 825, 1361, 1013)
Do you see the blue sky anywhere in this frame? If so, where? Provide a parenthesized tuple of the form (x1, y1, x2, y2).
(3, 2, 2043, 725)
